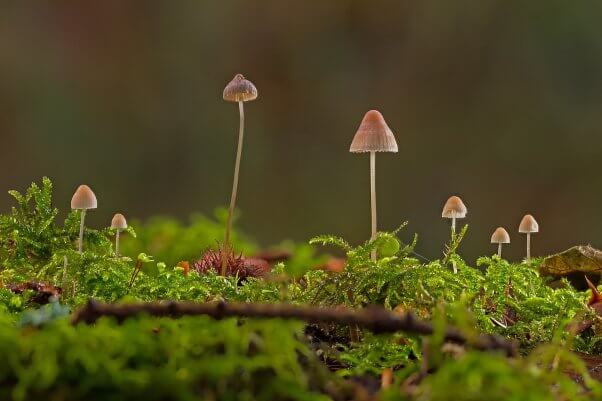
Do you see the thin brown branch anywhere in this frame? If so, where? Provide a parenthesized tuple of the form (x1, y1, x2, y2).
(72, 300, 517, 356)
(127, 260, 143, 289)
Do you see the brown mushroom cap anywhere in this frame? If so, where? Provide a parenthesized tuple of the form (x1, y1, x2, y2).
(223, 74, 258, 102)
(111, 213, 128, 230)
(71, 185, 97, 210)
(441, 196, 467, 219)
(519, 214, 539, 233)
(491, 227, 510, 244)
(349, 110, 398, 153)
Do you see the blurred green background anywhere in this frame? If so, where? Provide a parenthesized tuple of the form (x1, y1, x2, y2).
(1, 1, 601, 262)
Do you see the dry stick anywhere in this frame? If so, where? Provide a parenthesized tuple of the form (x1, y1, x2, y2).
(78, 209, 87, 254)
(72, 300, 517, 356)
(128, 260, 143, 289)
(370, 151, 377, 262)
(222, 100, 245, 275)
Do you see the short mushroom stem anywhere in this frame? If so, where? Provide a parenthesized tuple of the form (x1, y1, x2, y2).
(222, 100, 245, 275)
(451, 217, 456, 235)
(78, 209, 87, 253)
(115, 230, 121, 257)
(526, 233, 531, 261)
(370, 151, 377, 261)
(498, 243, 503, 258)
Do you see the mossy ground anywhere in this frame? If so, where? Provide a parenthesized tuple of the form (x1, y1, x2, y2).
(0, 178, 600, 401)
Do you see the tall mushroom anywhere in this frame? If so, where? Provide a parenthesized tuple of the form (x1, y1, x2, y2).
(349, 110, 398, 261)
(441, 196, 467, 234)
(221, 74, 258, 275)
(111, 213, 127, 257)
(71, 185, 97, 253)
(490, 227, 510, 258)
(519, 214, 539, 261)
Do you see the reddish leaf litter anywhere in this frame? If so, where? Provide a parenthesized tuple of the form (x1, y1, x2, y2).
(6, 281, 61, 304)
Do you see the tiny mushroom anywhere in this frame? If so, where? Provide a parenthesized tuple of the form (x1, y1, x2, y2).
(490, 227, 510, 258)
(221, 73, 258, 276)
(441, 196, 467, 234)
(519, 214, 539, 261)
(349, 110, 398, 261)
(111, 213, 128, 257)
(71, 185, 98, 253)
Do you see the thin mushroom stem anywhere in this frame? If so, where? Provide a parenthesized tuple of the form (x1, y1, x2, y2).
(222, 100, 245, 275)
(78, 209, 87, 254)
(115, 230, 121, 257)
(451, 216, 457, 274)
(498, 243, 503, 258)
(370, 151, 377, 261)
(526, 232, 531, 261)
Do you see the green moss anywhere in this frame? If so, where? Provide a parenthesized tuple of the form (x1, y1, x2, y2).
(0, 314, 333, 401)
(306, 226, 590, 375)
(119, 211, 258, 268)
(380, 350, 598, 401)
(0, 178, 600, 400)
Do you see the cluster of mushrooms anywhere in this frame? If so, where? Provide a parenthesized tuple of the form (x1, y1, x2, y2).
(441, 195, 540, 261)
(70, 184, 127, 256)
(348, 109, 540, 264)
(68, 73, 540, 267)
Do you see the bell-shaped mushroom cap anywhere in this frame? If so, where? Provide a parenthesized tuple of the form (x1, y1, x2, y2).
(519, 214, 539, 233)
(349, 110, 398, 153)
(223, 74, 258, 102)
(71, 185, 97, 210)
(441, 196, 467, 218)
(491, 227, 510, 244)
(111, 213, 128, 230)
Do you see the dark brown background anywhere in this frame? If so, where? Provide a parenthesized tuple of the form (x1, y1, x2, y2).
(1, 1, 601, 261)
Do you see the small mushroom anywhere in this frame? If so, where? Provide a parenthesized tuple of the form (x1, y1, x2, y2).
(441, 196, 467, 274)
(221, 74, 258, 275)
(71, 185, 97, 253)
(350, 110, 398, 261)
(441, 196, 467, 234)
(490, 227, 510, 258)
(111, 213, 128, 257)
(518, 214, 539, 261)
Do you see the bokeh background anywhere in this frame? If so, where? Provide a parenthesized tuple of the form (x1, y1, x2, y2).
(1, 1, 602, 261)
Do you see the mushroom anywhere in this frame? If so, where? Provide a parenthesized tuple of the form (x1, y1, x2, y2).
(490, 227, 510, 258)
(519, 214, 539, 261)
(349, 110, 398, 261)
(441, 196, 467, 274)
(441, 196, 467, 234)
(221, 73, 258, 275)
(71, 185, 98, 253)
(111, 213, 128, 257)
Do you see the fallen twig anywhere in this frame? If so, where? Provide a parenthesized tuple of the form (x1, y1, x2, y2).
(72, 300, 517, 356)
